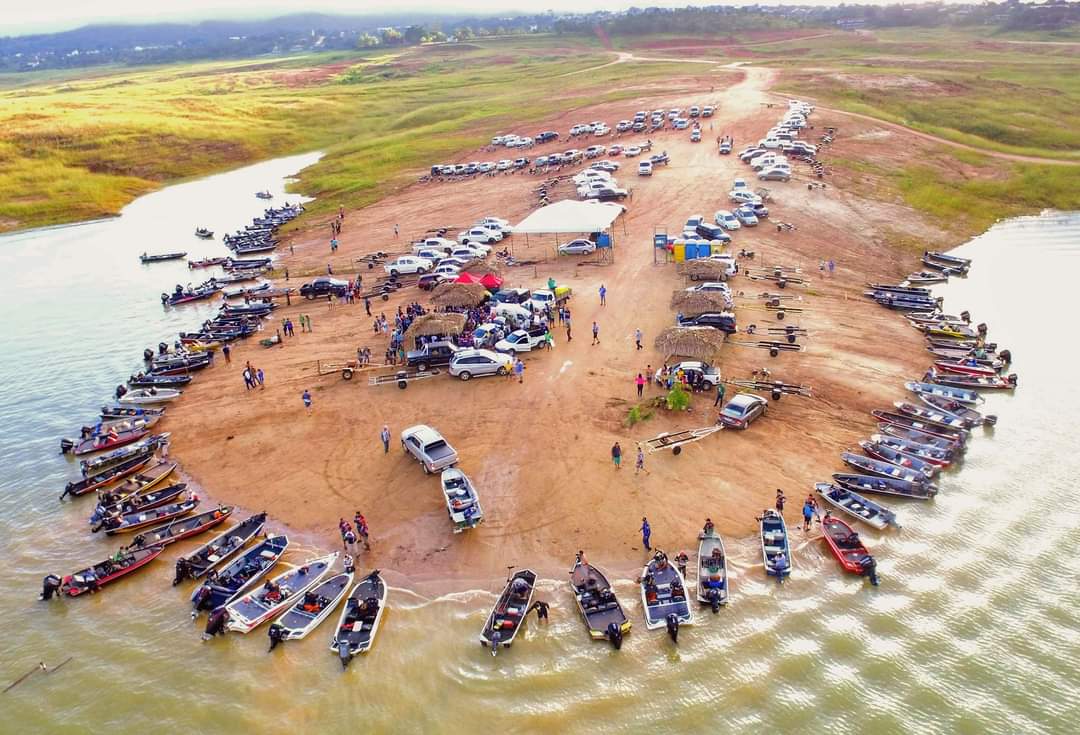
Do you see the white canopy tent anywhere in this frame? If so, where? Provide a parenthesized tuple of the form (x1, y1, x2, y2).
(512, 200, 626, 235)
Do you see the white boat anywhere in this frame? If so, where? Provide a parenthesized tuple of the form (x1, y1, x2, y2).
(815, 483, 899, 530)
(223, 552, 336, 634)
(696, 530, 729, 611)
(269, 570, 354, 644)
(440, 468, 483, 533)
(330, 570, 388, 668)
(760, 510, 791, 581)
(118, 388, 182, 405)
(639, 550, 694, 634)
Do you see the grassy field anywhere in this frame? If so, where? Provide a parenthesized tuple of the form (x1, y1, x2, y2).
(0, 37, 688, 233)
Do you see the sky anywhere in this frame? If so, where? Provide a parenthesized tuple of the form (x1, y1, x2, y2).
(3, 0, 928, 35)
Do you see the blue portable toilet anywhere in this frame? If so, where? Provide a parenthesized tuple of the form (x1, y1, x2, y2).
(697, 240, 711, 258)
(685, 241, 698, 260)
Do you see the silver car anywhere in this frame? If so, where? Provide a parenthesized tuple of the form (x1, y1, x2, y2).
(448, 349, 513, 381)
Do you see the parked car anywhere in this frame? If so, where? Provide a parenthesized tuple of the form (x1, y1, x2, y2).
(689, 106, 701, 118)
(715, 210, 741, 231)
(558, 239, 596, 256)
(638, 161, 653, 176)
(686, 282, 732, 295)
(719, 139, 732, 154)
(650, 152, 670, 166)
(695, 223, 732, 243)
(729, 190, 762, 206)
(535, 131, 559, 143)
(702, 105, 715, 117)
(449, 349, 513, 381)
(406, 340, 460, 371)
(623, 146, 641, 157)
(585, 145, 606, 158)
(758, 167, 792, 182)
(492, 287, 531, 305)
(417, 273, 448, 291)
(401, 425, 458, 474)
(685, 215, 705, 230)
(707, 254, 739, 277)
(432, 264, 462, 277)
(496, 160, 513, 171)
(414, 248, 447, 262)
(384, 256, 432, 276)
(667, 360, 721, 387)
(470, 323, 505, 347)
(528, 287, 571, 312)
(608, 145, 623, 156)
(735, 206, 759, 227)
(616, 120, 633, 132)
(690, 130, 701, 143)
(719, 393, 768, 429)
(587, 188, 628, 201)
(591, 161, 620, 172)
(478, 217, 511, 233)
(677, 311, 737, 334)
(495, 328, 547, 354)
(750, 202, 770, 219)
(299, 277, 349, 299)
(740, 148, 766, 163)
(458, 228, 501, 245)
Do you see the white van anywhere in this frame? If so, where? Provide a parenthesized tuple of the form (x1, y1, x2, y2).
(638, 161, 653, 176)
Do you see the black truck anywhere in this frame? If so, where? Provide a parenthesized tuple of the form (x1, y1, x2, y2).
(405, 341, 460, 372)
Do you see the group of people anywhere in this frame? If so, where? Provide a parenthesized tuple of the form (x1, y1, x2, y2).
(338, 513, 372, 555)
(774, 488, 824, 532)
(242, 360, 265, 391)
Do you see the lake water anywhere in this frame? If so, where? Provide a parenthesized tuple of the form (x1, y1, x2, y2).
(1, 163, 1076, 733)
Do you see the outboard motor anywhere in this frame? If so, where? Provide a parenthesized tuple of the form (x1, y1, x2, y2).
(489, 629, 501, 658)
(40, 575, 62, 601)
(160, 293, 169, 306)
(605, 622, 623, 650)
(159, 342, 169, 355)
(707, 588, 721, 614)
(143, 348, 154, 362)
(338, 641, 353, 669)
(999, 349, 1012, 365)
(267, 622, 287, 652)
(191, 584, 213, 616)
(666, 613, 680, 643)
(976, 322, 988, 335)
(202, 607, 230, 640)
(859, 555, 880, 586)
(1007, 373, 1019, 386)
(173, 558, 192, 586)
(115, 385, 127, 400)
(60, 438, 75, 454)
(960, 310, 971, 323)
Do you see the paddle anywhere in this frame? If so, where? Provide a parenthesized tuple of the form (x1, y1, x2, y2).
(4, 657, 73, 694)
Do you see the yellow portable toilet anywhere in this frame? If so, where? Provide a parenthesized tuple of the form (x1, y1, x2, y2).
(672, 239, 686, 263)
(711, 239, 726, 254)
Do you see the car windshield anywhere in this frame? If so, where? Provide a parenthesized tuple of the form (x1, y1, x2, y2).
(722, 405, 748, 418)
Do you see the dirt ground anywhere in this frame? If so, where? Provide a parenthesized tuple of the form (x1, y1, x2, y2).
(165, 63, 955, 590)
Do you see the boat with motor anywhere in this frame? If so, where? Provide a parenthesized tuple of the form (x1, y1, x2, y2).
(569, 553, 630, 648)
(440, 468, 484, 533)
(217, 553, 336, 635)
(821, 515, 879, 585)
(172, 511, 268, 585)
(696, 527, 729, 612)
(904, 380, 983, 407)
(759, 509, 791, 581)
(842, 451, 934, 485)
(41, 545, 164, 599)
(832, 472, 938, 500)
(140, 252, 187, 263)
(639, 550, 693, 641)
(815, 482, 899, 530)
(479, 569, 537, 655)
(269, 569, 355, 649)
(190, 535, 289, 617)
(330, 569, 388, 667)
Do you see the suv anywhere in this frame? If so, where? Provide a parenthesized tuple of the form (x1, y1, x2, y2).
(458, 228, 501, 245)
(677, 312, 737, 334)
(406, 340, 460, 371)
(401, 425, 458, 474)
(719, 393, 768, 429)
(535, 131, 559, 143)
(299, 277, 349, 299)
(384, 256, 432, 276)
(448, 349, 513, 381)
(638, 161, 653, 176)
(668, 360, 721, 387)
(417, 273, 448, 291)
(695, 223, 732, 243)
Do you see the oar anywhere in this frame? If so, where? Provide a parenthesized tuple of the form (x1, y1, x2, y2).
(4, 657, 72, 694)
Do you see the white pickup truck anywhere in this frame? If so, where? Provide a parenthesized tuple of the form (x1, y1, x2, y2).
(494, 328, 547, 354)
(401, 425, 459, 474)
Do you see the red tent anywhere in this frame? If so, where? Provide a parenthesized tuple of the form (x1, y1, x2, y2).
(479, 272, 503, 291)
(455, 272, 483, 285)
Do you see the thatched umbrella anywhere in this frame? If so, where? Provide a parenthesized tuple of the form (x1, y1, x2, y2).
(653, 326, 726, 361)
(678, 259, 729, 281)
(403, 312, 467, 346)
(430, 282, 489, 309)
(670, 290, 731, 316)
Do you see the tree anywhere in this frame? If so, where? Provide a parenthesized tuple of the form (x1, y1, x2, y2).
(454, 26, 474, 40)
(380, 28, 402, 46)
(403, 25, 427, 45)
(356, 33, 380, 49)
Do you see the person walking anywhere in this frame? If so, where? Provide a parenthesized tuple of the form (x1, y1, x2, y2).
(640, 517, 652, 551)
(256, 368, 265, 389)
(634, 328, 643, 350)
(242, 368, 254, 391)
(775, 489, 786, 515)
(713, 381, 726, 407)
(514, 358, 525, 384)
(528, 599, 550, 623)
(343, 525, 357, 553)
(355, 512, 371, 551)
(380, 425, 391, 453)
(566, 323, 572, 342)
(635, 373, 646, 398)
(592, 321, 600, 345)
(364, 296, 371, 316)
(611, 442, 622, 469)
(599, 284, 607, 306)
(828, 259, 835, 276)
(635, 445, 648, 475)
(302, 389, 312, 413)
(222, 343, 231, 364)
(802, 496, 815, 532)
(393, 224, 399, 238)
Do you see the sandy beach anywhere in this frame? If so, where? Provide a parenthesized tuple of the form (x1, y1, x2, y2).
(163, 64, 948, 589)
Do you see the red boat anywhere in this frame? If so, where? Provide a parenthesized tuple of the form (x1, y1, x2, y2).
(95, 499, 199, 535)
(68, 427, 150, 456)
(130, 505, 233, 547)
(53, 545, 165, 597)
(60, 454, 154, 500)
(821, 515, 879, 585)
(932, 360, 998, 377)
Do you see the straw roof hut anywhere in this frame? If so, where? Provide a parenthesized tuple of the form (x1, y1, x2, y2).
(678, 259, 729, 281)
(653, 326, 726, 361)
(430, 282, 489, 309)
(670, 290, 731, 316)
(402, 312, 467, 345)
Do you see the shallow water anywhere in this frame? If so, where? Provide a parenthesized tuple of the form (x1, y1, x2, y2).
(1, 173, 1077, 732)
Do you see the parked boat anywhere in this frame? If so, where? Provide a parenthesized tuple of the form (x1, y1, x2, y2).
(118, 388, 182, 405)
(255, 191, 273, 200)
(859, 440, 939, 477)
(62, 426, 149, 456)
(932, 360, 1000, 377)
(832, 473, 938, 500)
(94, 460, 176, 502)
(821, 515, 880, 585)
(128, 373, 192, 388)
(904, 380, 983, 407)
(569, 554, 630, 648)
(871, 410, 969, 444)
(188, 257, 227, 268)
(60, 453, 154, 501)
(130, 505, 232, 548)
(878, 423, 965, 454)
(79, 434, 168, 477)
(905, 271, 948, 285)
(696, 529, 729, 612)
(42, 545, 164, 599)
(269, 570, 355, 649)
(870, 433, 953, 466)
(924, 250, 972, 268)
(90, 482, 188, 525)
(480, 569, 537, 655)
(101, 406, 166, 420)
(930, 371, 1018, 391)
(140, 252, 187, 263)
(191, 535, 290, 616)
(194, 228, 214, 239)
(330, 570, 388, 667)
(759, 509, 791, 581)
(173, 512, 268, 585)
(895, 400, 975, 431)
(640, 550, 693, 640)
(917, 394, 996, 426)
(815, 483, 899, 530)
(440, 469, 484, 532)
(94, 498, 197, 535)
(162, 281, 221, 306)
(842, 451, 932, 485)
(219, 553, 336, 635)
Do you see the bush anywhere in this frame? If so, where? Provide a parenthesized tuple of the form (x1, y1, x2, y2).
(627, 406, 642, 426)
(666, 382, 690, 411)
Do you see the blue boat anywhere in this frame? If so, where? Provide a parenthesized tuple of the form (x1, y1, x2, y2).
(190, 535, 289, 617)
(759, 510, 791, 581)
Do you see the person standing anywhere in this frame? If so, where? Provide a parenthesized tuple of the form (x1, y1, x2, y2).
(635, 373, 646, 398)
(343, 525, 357, 553)
(380, 425, 391, 453)
(566, 322, 572, 342)
(828, 259, 835, 276)
(528, 599, 550, 623)
(802, 496, 815, 532)
(634, 328, 643, 350)
(592, 321, 600, 345)
(355, 512, 371, 551)
(641, 517, 652, 551)
(713, 381, 726, 407)
(364, 296, 371, 317)
(514, 358, 525, 384)
(611, 442, 622, 469)
(775, 489, 786, 515)
(222, 343, 231, 364)
(599, 284, 607, 306)
(302, 389, 312, 413)
(242, 368, 253, 391)
(256, 368, 265, 389)
(394, 224, 399, 238)
(635, 445, 648, 475)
